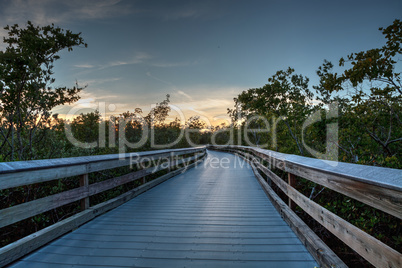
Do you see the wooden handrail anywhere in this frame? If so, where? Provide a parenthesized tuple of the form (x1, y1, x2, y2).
(209, 145, 401, 268)
(0, 147, 205, 190)
(0, 147, 205, 227)
(210, 145, 402, 218)
(0, 147, 206, 266)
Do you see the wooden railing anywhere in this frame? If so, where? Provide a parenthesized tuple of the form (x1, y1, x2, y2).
(0, 147, 206, 266)
(209, 145, 402, 268)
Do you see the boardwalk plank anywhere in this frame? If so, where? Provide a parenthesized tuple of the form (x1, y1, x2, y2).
(10, 151, 317, 267)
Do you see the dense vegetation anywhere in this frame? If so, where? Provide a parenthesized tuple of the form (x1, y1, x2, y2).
(0, 21, 400, 165)
(225, 19, 401, 267)
(0, 20, 401, 267)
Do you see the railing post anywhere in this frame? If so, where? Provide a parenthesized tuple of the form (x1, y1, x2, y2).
(288, 173, 296, 210)
(168, 152, 173, 172)
(266, 173, 272, 187)
(140, 160, 147, 184)
(80, 173, 89, 210)
(172, 154, 177, 170)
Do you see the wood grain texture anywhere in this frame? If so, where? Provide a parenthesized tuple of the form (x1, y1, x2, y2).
(0, 154, 203, 229)
(0, 153, 206, 267)
(211, 146, 402, 268)
(0, 209, 96, 267)
(209, 145, 402, 219)
(286, 161, 402, 219)
(80, 174, 89, 210)
(210, 145, 402, 191)
(241, 155, 346, 268)
(288, 173, 296, 210)
(254, 159, 402, 268)
(8, 151, 318, 268)
(0, 186, 89, 228)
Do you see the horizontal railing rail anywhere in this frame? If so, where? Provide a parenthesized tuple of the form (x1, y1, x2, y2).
(0, 147, 205, 189)
(0, 146, 207, 266)
(209, 145, 401, 268)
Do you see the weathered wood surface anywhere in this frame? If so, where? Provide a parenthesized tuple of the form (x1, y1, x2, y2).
(0, 147, 205, 190)
(80, 174, 89, 210)
(248, 160, 346, 268)
(210, 146, 402, 268)
(227, 148, 345, 267)
(0, 153, 203, 229)
(0, 208, 95, 268)
(254, 161, 402, 268)
(210, 145, 401, 190)
(287, 173, 296, 210)
(8, 151, 317, 268)
(88, 154, 200, 196)
(0, 186, 89, 229)
(209, 145, 402, 219)
(285, 161, 402, 219)
(0, 154, 207, 267)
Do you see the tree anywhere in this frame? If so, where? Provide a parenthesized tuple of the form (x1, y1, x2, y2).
(340, 19, 401, 96)
(144, 94, 171, 127)
(230, 67, 313, 154)
(71, 111, 101, 145)
(314, 20, 401, 165)
(0, 21, 87, 160)
(185, 116, 207, 146)
(144, 95, 172, 148)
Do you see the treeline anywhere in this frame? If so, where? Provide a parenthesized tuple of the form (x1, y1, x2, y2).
(1, 20, 400, 168)
(30, 95, 213, 159)
(224, 19, 401, 169)
(0, 19, 401, 267)
(0, 22, 212, 161)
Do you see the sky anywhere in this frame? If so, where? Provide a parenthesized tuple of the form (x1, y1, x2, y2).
(0, 0, 401, 126)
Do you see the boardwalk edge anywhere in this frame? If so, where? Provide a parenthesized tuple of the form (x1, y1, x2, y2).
(0, 153, 207, 267)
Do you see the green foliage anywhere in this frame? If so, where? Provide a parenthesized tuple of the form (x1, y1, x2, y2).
(229, 67, 313, 154)
(339, 19, 401, 94)
(71, 111, 101, 144)
(0, 21, 87, 161)
(0, 19, 401, 266)
(314, 19, 401, 165)
(226, 20, 402, 264)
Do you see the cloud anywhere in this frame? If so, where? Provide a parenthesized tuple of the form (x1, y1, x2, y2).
(64, 52, 151, 74)
(0, 0, 136, 53)
(52, 84, 238, 126)
(74, 64, 95, 68)
(176, 90, 193, 101)
(73, 52, 197, 73)
(175, 85, 244, 101)
(175, 98, 232, 112)
(80, 90, 124, 105)
(109, 61, 130, 67)
(150, 60, 199, 68)
(162, 8, 200, 20)
(139, 1, 222, 21)
(167, 98, 233, 126)
(97, 52, 152, 69)
(0, 0, 135, 26)
(79, 77, 121, 87)
(75, 97, 96, 108)
(52, 89, 128, 120)
(100, 59, 136, 69)
(135, 51, 152, 60)
(70, 0, 126, 20)
(146, 71, 174, 87)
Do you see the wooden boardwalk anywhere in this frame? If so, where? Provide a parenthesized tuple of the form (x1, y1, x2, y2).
(9, 150, 317, 267)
